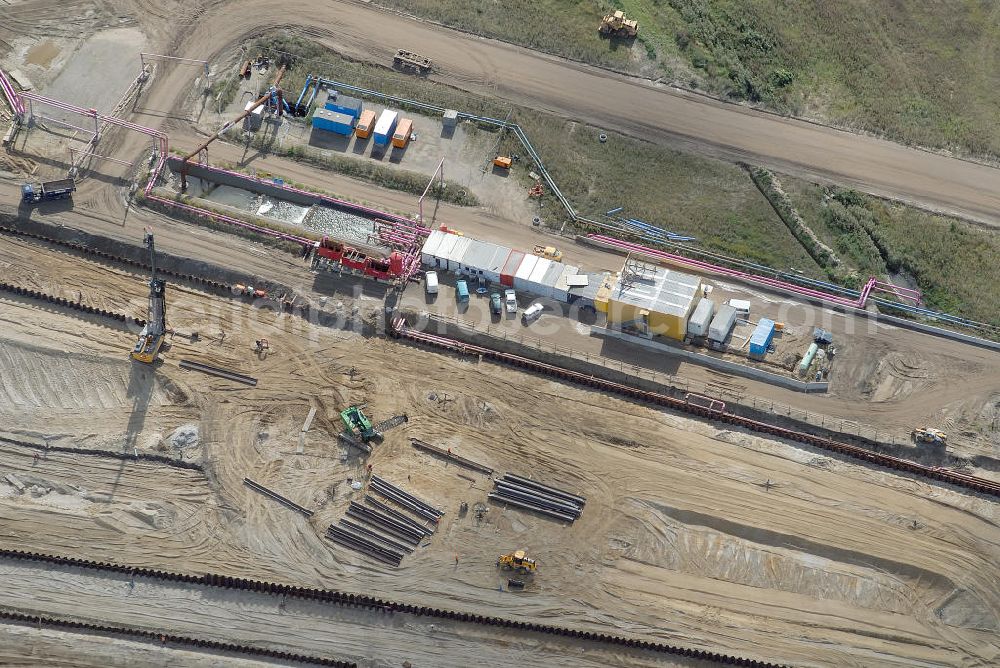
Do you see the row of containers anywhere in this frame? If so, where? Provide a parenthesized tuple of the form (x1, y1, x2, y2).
(311, 90, 413, 149)
(420, 229, 604, 306)
(686, 298, 776, 355)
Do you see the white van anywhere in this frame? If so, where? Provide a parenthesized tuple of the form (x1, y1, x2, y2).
(425, 271, 439, 295)
(727, 299, 751, 317)
(521, 302, 544, 324)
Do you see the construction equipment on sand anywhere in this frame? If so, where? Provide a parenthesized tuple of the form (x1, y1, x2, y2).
(341, 405, 383, 444)
(497, 549, 537, 574)
(393, 49, 432, 74)
(533, 245, 563, 261)
(130, 230, 168, 364)
(254, 338, 269, 359)
(599, 10, 638, 38)
(913, 427, 947, 446)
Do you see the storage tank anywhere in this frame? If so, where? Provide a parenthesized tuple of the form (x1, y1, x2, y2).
(373, 110, 399, 146)
(748, 318, 776, 356)
(686, 298, 716, 338)
(799, 342, 819, 375)
(708, 304, 737, 343)
(312, 108, 355, 135)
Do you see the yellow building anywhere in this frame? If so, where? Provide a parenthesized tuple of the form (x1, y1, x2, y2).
(605, 257, 701, 340)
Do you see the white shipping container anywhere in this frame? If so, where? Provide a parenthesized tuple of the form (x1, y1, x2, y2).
(434, 233, 459, 268)
(373, 109, 398, 137)
(687, 298, 716, 338)
(513, 254, 540, 291)
(446, 236, 472, 271)
(526, 258, 554, 297)
(419, 230, 447, 266)
(708, 304, 737, 342)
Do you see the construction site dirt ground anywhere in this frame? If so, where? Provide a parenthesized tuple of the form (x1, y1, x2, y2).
(0, 235, 999, 667)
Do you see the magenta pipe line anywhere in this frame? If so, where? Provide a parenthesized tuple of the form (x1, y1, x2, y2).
(0, 69, 25, 116)
(588, 234, 863, 308)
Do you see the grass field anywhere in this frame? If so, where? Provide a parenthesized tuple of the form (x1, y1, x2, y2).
(780, 177, 1000, 326)
(373, 0, 1000, 157)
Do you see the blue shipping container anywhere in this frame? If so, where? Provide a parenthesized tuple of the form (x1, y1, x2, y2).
(749, 318, 776, 355)
(312, 108, 355, 136)
(325, 93, 362, 119)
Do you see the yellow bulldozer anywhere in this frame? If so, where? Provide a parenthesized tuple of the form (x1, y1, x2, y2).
(497, 549, 537, 574)
(599, 10, 638, 39)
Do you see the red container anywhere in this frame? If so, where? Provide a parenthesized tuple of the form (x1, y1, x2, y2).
(500, 250, 523, 287)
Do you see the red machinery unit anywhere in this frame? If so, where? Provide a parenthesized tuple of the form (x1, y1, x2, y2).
(316, 236, 345, 262)
(341, 248, 368, 272)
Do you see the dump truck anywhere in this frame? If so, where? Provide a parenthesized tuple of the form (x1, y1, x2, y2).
(532, 245, 563, 261)
(21, 178, 75, 204)
(599, 10, 638, 38)
(393, 49, 432, 74)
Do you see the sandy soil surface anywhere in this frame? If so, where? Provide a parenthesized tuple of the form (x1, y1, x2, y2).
(0, 238, 998, 666)
(0, 622, 294, 668)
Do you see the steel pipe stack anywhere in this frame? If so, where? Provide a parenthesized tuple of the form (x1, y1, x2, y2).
(490, 474, 586, 523)
(369, 475, 444, 523)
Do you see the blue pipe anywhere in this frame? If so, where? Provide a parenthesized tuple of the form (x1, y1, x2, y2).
(306, 79, 320, 109)
(295, 74, 313, 107)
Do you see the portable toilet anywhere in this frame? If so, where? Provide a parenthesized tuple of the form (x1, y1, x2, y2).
(373, 110, 399, 146)
(392, 118, 413, 148)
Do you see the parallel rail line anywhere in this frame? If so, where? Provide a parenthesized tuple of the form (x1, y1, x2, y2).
(0, 548, 781, 666)
(390, 319, 1000, 499)
(0, 609, 354, 667)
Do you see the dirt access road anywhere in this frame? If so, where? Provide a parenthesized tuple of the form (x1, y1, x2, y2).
(133, 0, 1000, 226)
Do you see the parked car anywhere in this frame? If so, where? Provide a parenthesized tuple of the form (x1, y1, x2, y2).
(490, 292, 502, 316)
(425, 271, 438, 295)
(521, 302, 544, 324)
(504, 289, 517, 314)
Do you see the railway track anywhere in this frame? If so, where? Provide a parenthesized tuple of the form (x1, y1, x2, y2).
(390, 318, 1000, 499)
(0, 609, 354, 667)
(0, 548, 783, 667)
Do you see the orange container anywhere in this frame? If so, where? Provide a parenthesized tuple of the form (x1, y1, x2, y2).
(392, 118, 413, 148)
(355, 109, 376, 139)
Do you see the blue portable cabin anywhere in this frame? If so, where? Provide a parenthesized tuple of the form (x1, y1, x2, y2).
(455, 280, 470, 303)
(749, 318, 776, 356)
(324, 91, 363, 119)
(373, 109, 398, 146)
(312, 108, 355, 136)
